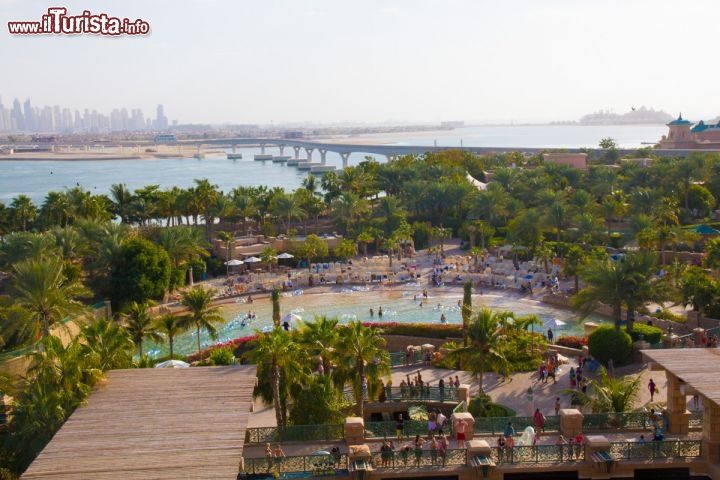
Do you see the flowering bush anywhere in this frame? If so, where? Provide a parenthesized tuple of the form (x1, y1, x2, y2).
(186, 334, 257, 363)
(555, 335, 587, 350)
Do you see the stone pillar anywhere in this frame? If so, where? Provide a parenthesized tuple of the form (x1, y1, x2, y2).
(450, 411, 475, 443)
(457, 383, 471, 406)
(293, 146, 301, 159)
(584, 435, 615, 474)
(344, 416, 365, 445)
(319, 149, 327, 164)
(665, 372, 690, 435)
(278, 144, 285, 155)
(260, 144, 266, 155)
(693, 327, 706, 345)
(232, 145, 237, 153)
(305, 147, 314, 161)
(340, 152, 350, 168)
(466, 439, 495, 478)
(559, 409, 584, 438)
(702, 397, 720, 463)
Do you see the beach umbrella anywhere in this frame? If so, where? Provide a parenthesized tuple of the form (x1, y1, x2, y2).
(224, 259, 244, 266)
(277, 252, 294, 259)
(244, 256, 262, 263)
(523, 274, 534, 280)
(543, 318, 566, 329)
(154, 359, 190, 368)
(281, 313, 302, 331)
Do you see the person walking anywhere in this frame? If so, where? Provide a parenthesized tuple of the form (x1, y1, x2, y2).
(554, 397, 561, 416)
(648, 378, 657, 401)
(533, 408, 546, 433)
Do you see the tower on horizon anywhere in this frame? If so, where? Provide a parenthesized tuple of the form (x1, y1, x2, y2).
(156, 104, 168, 131)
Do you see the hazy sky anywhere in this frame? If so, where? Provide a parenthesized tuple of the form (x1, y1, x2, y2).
(2, 0, 718, 125)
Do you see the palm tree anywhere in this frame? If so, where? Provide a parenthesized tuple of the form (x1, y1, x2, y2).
(158, 226, 209, 269)
(12, 256, 91, 337)
(572, 251, 665, 332)
(194, 178, 220, 240)
(10, 194, 37, 231)
(331, 192, 369, 235)
(461, 281, 472, 347)
(180, 286, 225, 358)
(271, 192, 306, 235)
(445, 308, 509, 393)
(216, 230, 235, 276)
(250, 327, 305, 427)
(109, 183, 136, 224)
(155, 313, 186, 359)
(80, 317, 134, 371)
(564, 366, 641, 413)
(271, 287, 281, 327)
(122, 301, 163, 358)
(299, 315, 339, 376)
(334, 321, 390, 419)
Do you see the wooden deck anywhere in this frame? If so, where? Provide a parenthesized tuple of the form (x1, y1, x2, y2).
(22, 365, 257, 479)
(643, 348, 720, 404)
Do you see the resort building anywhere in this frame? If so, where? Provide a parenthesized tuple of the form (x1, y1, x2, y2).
(542, 153, 588, 169)
(659, 114, 720, 149)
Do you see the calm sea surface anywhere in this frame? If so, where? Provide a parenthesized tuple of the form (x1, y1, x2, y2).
(0, 124, 666, 204)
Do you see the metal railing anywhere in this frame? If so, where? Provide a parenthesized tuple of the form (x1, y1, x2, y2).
(473, 415, 560, 435)
(343, 385, 460, 403)
(245, 424, 345, 444)
(369, 447, 466, 468)
(389, 350, 425, 367)
(491, 444, 585, 464)
(583, 411, 653, 431)
(243, 453, 348, 475)
(364, 420, 442, 439)
(609, 439, 702, 460)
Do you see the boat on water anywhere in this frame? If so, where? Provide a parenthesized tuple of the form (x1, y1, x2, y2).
(254, 154, 273, 161)
(227, 153, 243, 159)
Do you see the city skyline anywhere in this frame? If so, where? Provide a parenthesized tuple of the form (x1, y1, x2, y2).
(2, 0, 720, 125)
(0, 96, 171, 133)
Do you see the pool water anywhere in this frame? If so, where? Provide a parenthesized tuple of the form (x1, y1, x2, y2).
(149, 284, 607, 356)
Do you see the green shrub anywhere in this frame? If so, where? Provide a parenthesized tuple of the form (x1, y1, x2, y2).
(587, 325, 632, 366)
(468, 394, 516, 418)
(627, 323, 663, 344)
(209, 347, 234, 366)
(652, 310, 686, 324)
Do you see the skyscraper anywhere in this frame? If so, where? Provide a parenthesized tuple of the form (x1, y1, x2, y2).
(156, 104, 168, 130)
(12, 98, 24, 131)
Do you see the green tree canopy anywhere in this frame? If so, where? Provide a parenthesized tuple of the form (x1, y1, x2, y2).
(109, 237, 171, 309)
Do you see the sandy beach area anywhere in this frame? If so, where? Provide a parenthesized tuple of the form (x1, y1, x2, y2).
(0, 144, 229, 161)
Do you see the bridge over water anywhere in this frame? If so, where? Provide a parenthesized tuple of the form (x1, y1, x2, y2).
(181, 137, 711, 168)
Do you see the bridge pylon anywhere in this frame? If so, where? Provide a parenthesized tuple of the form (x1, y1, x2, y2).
(340, 152, 350, 168)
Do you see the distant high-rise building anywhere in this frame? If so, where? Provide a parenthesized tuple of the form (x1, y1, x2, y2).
(12, 98, 24, 131)
(156, 104, 168, 130)
(23, 98, 35, 132)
